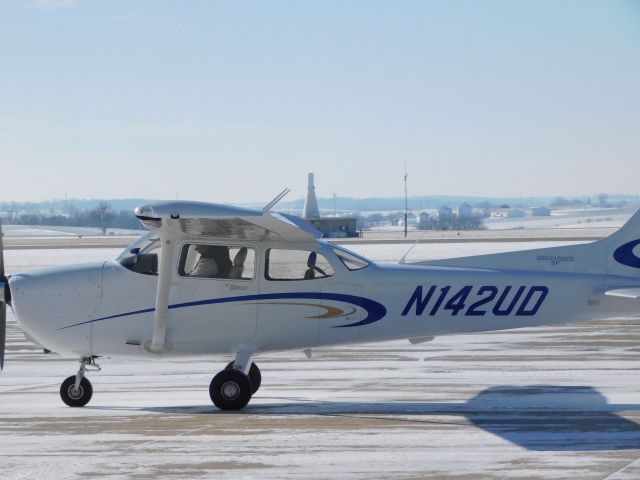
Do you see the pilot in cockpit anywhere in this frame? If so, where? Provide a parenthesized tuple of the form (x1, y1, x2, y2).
(190, 245, 232, 278)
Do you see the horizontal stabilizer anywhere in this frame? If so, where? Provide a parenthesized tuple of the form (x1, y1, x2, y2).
(604, 288, 640, 299)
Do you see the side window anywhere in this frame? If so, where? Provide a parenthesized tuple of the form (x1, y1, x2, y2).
(179, 244, 255, 280)
(266, 249, 335, 280)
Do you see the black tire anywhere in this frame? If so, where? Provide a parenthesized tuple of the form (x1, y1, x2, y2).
(210, 369, 252, 410)
(60, 375, 93, 407)
(225, 361, 261, 394)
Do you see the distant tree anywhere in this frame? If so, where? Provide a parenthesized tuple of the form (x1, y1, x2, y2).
(551, 197, 571, 207)
(597, 194, 610, 208)
(92, 201, 115, 234)
(419, 214, 484, 231)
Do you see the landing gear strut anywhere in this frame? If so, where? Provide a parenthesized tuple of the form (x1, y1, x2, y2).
(225, 361, 261, 394)
(210, 353, 261, 410)
(60, 357, 100, 407)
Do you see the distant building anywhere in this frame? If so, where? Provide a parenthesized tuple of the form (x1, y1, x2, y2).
(301, 172, 359, 238)
(418, 211, 431, 225)
(506, 208, 526, 218)
(457, 202, 473, 218)
(529, 207, 551, 217)
(437, 205, 453, 221)
(306, 216, 358, 238)
(400, 212, 417, 226)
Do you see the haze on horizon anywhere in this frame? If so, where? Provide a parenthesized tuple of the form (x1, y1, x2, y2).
(1, 0, 639, 204)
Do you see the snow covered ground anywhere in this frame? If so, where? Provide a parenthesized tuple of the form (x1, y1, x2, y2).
(2, 242, 640, 479)
(483, 207, 634, 230)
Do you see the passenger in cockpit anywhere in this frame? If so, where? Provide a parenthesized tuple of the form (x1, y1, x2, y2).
(210, 246, 232, 277)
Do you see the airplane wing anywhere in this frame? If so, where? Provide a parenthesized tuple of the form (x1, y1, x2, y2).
(604, 288, 640, 299)
(134, 200, 321, 241)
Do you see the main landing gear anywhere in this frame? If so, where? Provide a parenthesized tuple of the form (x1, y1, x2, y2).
(60, 357, 100, 407)
(209, 353, 261, 410)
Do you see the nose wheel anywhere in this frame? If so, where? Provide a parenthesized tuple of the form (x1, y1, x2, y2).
(60, 357, 100, 407)
(60, 375, 93, 407)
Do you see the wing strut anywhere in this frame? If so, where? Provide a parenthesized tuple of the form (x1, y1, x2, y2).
(145, 221, 178, 353)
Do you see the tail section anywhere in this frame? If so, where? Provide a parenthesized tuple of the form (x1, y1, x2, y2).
(414, 209, 640, 279)
(605, 208, 640, 277)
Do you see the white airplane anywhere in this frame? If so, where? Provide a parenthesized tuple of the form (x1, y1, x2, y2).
(1, 194, 639, 411)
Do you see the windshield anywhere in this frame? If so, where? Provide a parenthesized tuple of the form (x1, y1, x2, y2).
(331, 246, 371, 271)
(116, 231, 160, 261)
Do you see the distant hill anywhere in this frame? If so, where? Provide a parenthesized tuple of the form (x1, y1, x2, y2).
(0, 199, 154, 214)
(274, 195, 639, 213)
(275, 195, 555, 212)
(2, 194, 638, 215)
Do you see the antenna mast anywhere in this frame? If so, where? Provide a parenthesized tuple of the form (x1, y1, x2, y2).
(404, 164, 408, 238)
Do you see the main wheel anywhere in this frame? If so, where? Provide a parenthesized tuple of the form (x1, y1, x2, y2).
(60, 376, 93, 407)
(225, 361, 262, 394)
(210, 369, 252, 410)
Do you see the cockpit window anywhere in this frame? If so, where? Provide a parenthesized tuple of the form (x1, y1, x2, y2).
(266, 249, 334, 280)
(117, 232, 160, 275)
(332, 247, 370, 271)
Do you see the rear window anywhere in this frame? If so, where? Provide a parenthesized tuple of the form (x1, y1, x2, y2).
(266, 249, 334, 280)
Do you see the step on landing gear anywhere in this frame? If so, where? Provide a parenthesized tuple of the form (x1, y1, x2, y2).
(60, 357, 100, 407)
(210, 352, 260, 410)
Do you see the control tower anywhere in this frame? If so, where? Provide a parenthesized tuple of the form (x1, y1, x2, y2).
(300, 172, 359, 238)
(303, 172, 320, 219)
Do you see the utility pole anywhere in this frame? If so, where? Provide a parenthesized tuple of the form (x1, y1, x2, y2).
(333, 192, 337, 216)
(404, 164, 408, 238)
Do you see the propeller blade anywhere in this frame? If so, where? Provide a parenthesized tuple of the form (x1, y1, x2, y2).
(0, 217, 5, 370)
(0, 301, 5, 370)
(0, 214, 4, 279)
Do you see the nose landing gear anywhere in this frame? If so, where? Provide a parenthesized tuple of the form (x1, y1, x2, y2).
(60, 357, 100, 407)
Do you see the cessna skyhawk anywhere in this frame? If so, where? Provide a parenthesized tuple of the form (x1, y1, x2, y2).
(1, 193, 639, 410)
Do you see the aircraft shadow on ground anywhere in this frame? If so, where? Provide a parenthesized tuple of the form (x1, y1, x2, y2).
(110, 385, 640, 452)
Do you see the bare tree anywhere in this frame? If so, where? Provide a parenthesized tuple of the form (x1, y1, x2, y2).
(597, 193, 610, 208)
(93, 201, 114, 234)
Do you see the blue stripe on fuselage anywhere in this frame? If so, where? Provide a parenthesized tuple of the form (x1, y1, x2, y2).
(58, 292, 387, 331)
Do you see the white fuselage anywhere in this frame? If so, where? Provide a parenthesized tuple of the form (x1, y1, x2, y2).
(8, 239, 640, 359)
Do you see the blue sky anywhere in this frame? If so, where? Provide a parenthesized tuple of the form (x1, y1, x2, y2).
(1, 0, 639, 203)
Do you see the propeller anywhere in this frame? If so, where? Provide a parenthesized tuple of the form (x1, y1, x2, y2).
(0, 217, 6, 370)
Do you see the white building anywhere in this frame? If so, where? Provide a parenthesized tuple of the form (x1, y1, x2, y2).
(506, 208, 526, 218)
(530, 207, 551, 216)
(438, 205, 453, 221)
(457, 202, 473, 218)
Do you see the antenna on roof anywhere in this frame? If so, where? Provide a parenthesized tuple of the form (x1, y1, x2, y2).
(263, 188, 291, 212)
